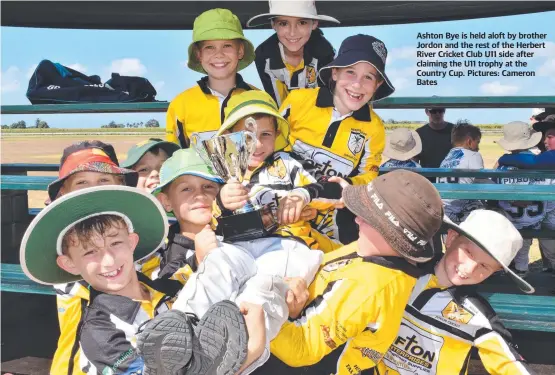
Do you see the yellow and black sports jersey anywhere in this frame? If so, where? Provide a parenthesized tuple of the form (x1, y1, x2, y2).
(246, 151, 340, 252)
(255, 30, 335, 107)
(280, 88, 385, 245)
(165, 74, 256, 148)
(269, 242, 421, 374)
(378, 274, 533, 375)
(50, 250, 165, 375)
(78, 274, 179, 374)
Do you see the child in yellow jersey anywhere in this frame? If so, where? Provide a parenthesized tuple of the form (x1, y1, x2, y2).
(20, 186, 256, 375)
(253, 169, 444, 375)
(379, 209, 534, 375)
(214, 89, 341, 252)
(279, 33, 396, 248)
(166, 8, 257, 148)
(247, 0, 339, 106)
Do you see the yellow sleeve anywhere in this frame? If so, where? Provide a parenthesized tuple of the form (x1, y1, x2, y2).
(51, 294, 86, 375)
(270, 278, 372, 367)
(349, 117, 386, 186)
(476, 331, 533, 375)
(165, 99, 179, 145)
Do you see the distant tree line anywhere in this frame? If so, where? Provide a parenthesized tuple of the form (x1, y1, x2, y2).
(1, 118, 161, 129)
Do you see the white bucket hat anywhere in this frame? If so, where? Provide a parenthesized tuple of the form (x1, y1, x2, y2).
(247, 0, 340, 27)
(444, 209, 534, 294)
(383, 128, 422, 161)
(495, 121, 542, 151)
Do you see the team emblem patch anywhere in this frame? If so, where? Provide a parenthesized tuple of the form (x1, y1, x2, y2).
(320, 325, 337, 349)
(441, 301, 474, 324)
(347, 130, 365, 155)
(372, 41, 387, 63)
(306, 65, 317, 86)
(267, 157, 287, 179)
(322, 258, 354, 272)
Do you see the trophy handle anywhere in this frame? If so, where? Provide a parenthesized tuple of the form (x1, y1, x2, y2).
(190, 133, 213, 167)
(243, 117, 258, 155)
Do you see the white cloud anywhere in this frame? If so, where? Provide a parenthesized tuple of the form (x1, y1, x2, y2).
(480, 81, 519, 95)
(66, 63, 87, 73)
(1, 66, 21, 93)
(108, 58, 147, 76)
(533, 41, 555, 58)
(537, 58, 555, 76)
(388, 46, 416, 63)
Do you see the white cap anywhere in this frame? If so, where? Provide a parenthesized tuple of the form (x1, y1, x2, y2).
(445, 209, 534, 294)
(495, 121, 542, 151)
(247, 1, 340, 27)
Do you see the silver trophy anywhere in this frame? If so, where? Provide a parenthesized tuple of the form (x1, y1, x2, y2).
(191, 118, 278, 240)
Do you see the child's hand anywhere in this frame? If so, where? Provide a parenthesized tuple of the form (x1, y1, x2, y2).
(328, 176, 350, 209)
(277, 190, 308, 225)
(300, 207, 318, 221)
(194, 225, 218, 264)
(238, 302, 266, 373)
(220, 181, 250, 211)
(284, 277, 309, 319)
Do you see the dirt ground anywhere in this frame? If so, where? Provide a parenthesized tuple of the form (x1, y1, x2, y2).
(0, 134, 544, 266)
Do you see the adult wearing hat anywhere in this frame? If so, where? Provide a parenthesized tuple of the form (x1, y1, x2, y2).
(279, 34, 394, 247)
(379, 209, 534, 375)
(263, 170, 443, 374)
(247, 0, 339, 106)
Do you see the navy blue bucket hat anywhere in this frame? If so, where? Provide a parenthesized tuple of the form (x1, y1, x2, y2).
(318, 34, 395, 102)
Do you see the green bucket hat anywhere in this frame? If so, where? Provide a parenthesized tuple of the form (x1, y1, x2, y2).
(153, 148, 224, 198)
(187, 8, 256, 74)
(121, 138, 181, 169)
(217, 90, 290, 151)
(20, 185, 168, 285)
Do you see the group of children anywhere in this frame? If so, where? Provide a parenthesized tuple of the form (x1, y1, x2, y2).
(18, 1, 547, 374)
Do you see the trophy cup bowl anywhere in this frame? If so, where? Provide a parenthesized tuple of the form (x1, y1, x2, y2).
(191, 119, 278, 241)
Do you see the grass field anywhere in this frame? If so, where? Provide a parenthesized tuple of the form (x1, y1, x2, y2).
(0, 133, 543, 268)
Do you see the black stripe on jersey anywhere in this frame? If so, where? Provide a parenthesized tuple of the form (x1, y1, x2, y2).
(290, 165, 299, 183)
(282, 107, 291, 120)
(322, 120, 342, 148)
(291, 68, 300, 88)
(176, 119, 188, 148)
(406, 305, 475, 341)
(300, 280, 338, 316)
(220, 89, 236, 124)
(459, 348, 473, 375)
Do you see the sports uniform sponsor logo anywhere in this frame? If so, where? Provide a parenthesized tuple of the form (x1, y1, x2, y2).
(354, 346, 383, 362)
(441, 301, 474, 324)
(384, 323, 442, 374)
(306, 65, 317, 86)
(292, 140, 354, 179)
(347, 130, 365, 155)
(320, 324, 337, 349)
(322, 258, 354, 272)
(267, 157, 287, 179)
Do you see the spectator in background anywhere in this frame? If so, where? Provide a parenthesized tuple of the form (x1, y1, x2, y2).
(380, 128, 422, 168)
(415, 107, 455, 169)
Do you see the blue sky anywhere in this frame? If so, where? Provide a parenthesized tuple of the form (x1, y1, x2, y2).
(1, 9, 554, 128)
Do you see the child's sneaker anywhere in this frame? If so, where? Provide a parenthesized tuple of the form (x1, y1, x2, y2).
(186, 300, 249, 375)
(137, 300, 249, 375)
(137, 309, 194, 375)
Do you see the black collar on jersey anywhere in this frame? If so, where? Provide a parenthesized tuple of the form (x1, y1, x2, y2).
(362, 255, 423, 278)
(263, 29, 333, 71)
(197, 74, 252, 95)
(315, 88, 371, 122)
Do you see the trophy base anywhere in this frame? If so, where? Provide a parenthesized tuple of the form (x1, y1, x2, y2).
(218, 204, 278, 242)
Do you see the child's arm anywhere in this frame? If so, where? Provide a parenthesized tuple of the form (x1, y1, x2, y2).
(79, 310, 145, 374)
(165, 99, 188, 148)
(255, 45, 280, 105)
(498, 150, 555, 169)
(348, 120, 386, 186)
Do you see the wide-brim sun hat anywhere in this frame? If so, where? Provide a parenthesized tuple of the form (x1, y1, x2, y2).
(318, 34, 395, 102)
(121, 138, 181, 169)
(442, 210, 534, 294)
(383, 129, 422, 161)
(218, 90, 290, 151)
(247, 0, 340, 27)
(342, 169, 444, 263)
(495, 121, 542, 151)
(20, 185, 168, 285)
(187, 8, 255, 74)
(48, 147, 138, 202)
